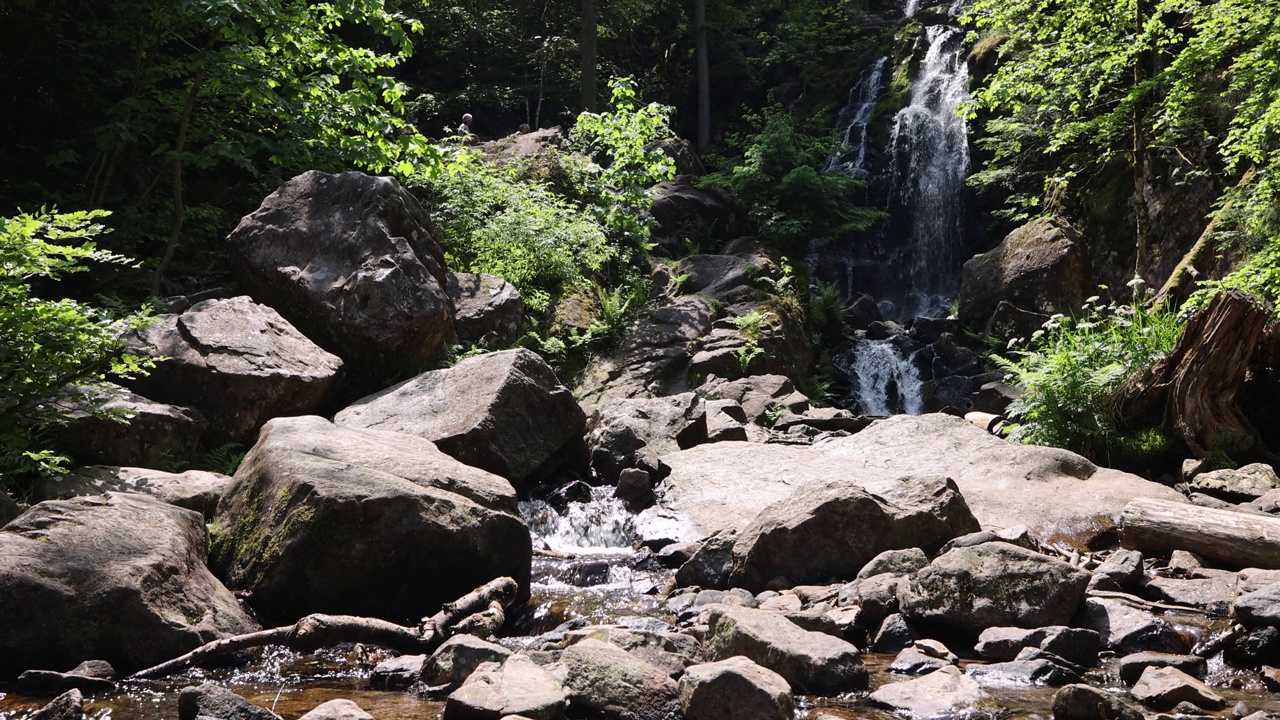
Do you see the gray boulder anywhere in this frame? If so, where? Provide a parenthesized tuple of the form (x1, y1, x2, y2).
(678, 657, 793, 720)
(447, 272, 524, 347)
(228, 170, 453, 383)
(33, 466, 231, 518)
(444, 656, 566, 720)
(868, 666, 991, 720)
(422, 635, 513, 689)
(558, 639, 679, 720)
(1130, 666, 1225, 711)
(128, 296, 342, 443)
(1191, 463, 1280, 502)
(586, 393, 706, 484)
(178, 683, 281, 720)
(1075, 598, 1190, 654)
(1233, 583, 1280, 628)
(703, 605, 866, 694)
(52, 386, 206, 468)
(648, 175, 748, 248)
(974, 626, 1099, 667)
(1117, 652, 1207, 685)
(900, 542, 1091, 631)
(723, 475, 978, 592)
(0, 493, 257, 676)
(335, 349, 584, 487)
(297, 700, 374, 720)
(697, 375, 805, 426)
(29, 689, 84, 720)
(370, 655, 427, 690)
(857, 548, 929, 580)
(1052, 684, 1144, 720)
(1088, 549, 1144, 593)
(210, 416, 530, 623)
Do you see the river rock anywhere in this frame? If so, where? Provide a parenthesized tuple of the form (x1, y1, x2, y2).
(697, 375, 805, 426)
(900, 542, 1091, 631)
(889, 648, 951, 675)
(868, 666, 991, 720)
(297, 700, 373, 720)
(857, 548, 929, 579)
(1118, 653, 1207, 685)
(178, 683, 281, 720)
(974, 626, 1100, 666)
(1190, 464, 1280, 503)
(966, 652, 1081, 686)
(703, 605, 866, 694)
(561, 626, 696, 679)
(30, 689, 84, 720)
(1052, 684, 1144, 720)
(444, 656, 567, 720)
(1075, 598, 1190, 654)
(704, 399, 749, 442)
(1144, 576, 1235, 616)
(1232, 583, 1280, 628)
(370, 655, 427, 690)
(33, 466, 231, 518)
(1088, 548, 1145, 593)
(614, 469, 655, 512)
(677, 656, 793, 720)
(871, 613, 917, 653)
(840, 573, 906, 627)
(51, 386, 206, 468)
(16, 668, 115, 696)
(643, 414, 1184, 549)
(958, 216, 1091, 334)
(557, 639, 679, 720)
(1130, 666, 1226, 711)
(721, 474, 977, 592)
(335, 349, 584, 487)
(128, 296, 343, 443)
(586, 393, 706, 484)
(209, 416, 530, 623)
(423, 635, 513, 689)
(228, 170, 453, 383)
(447, 272, 523, 347)
(0, 493, 257, 676)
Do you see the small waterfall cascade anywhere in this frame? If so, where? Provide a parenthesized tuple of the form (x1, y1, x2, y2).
(520, 486, 634, 554)
(825, 56, 890, 179)
(835, 338, 925, 416)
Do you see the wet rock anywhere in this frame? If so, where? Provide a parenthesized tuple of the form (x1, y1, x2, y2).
(335, 349, 585, 488)
(1233, 583, 1280, 628)
(178, 683, 281, 720)
(901, 542, 1091, 631)
(958, 217, 1091, 333)
(868, 666, 991, 720)
(371, 655, 428, 690)
(1052, 684, 1145, 720)
(1224, 626, 1280, 669)
(703, 605, 866, 694)
(34, 466, 231, 518)
(30, 689, 84, 720)
(678, 656, 793, 720)
(586, 393, 705, 485)
(656, 541, 698, 569)
(614, 468, 655, 512)
(558, 639, 679, 720)
(16, 669, 116, 696)
(1190, 464, 1280, 503)
(974, 626, 1100, 666)
(871, 613, 918, 654)
(210, 416, 530, 623)
(1088, 549, 1145, 593)
(967, 650, 1081, 686)
(227, 170, 453, 383)
(1075, 598, 1190, 654)
(297, 699, 374, 720)
(50, 386, 207, 468)
(890, 648, 950, 675)
(725, 474, 978, 592)
(447, 272, 523, 347)
(0, 493, 257, 675)
(1118, 653, 1207, 685)
(444, 656, 567, 720)
(1131, 666, 1226, 711)
(128, 296, 342, 444)
(674, 530, 737, 590)
(1144, 576, 1234, 616)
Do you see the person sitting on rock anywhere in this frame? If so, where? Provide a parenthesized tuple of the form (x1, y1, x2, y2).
(457, 113, 477, 142)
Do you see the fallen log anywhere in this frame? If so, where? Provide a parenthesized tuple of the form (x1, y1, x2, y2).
(131, 577, 518, 679)
(1119, 498, 1280, 569)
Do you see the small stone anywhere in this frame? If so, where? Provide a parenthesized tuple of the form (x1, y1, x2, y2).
(1168, 550, 1204, 573)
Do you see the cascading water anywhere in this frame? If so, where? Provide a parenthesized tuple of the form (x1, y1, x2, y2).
(835, 338, 925, 416)
(520, 486, 634, 554)
(825, 56, 890, 179)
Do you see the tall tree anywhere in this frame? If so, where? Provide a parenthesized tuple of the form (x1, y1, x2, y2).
(694, 0, 710, 148)
(581, 0, 598, 112)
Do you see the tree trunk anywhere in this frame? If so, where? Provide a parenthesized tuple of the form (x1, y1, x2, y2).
(1154, 167, 1256, 308)
(1122, 289, 1266, 457)
(694, 0, 710, 149)
(1120, 498, 1280, 569)
(580, 0, 597, 112)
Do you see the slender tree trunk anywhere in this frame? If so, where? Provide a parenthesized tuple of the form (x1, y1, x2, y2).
(581, 0, 597, 112)
(1130, 0, 1150, 286)
(694, 0, 710, 149)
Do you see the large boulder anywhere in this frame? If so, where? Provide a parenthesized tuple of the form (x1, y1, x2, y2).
(641, 414, 1185, 549)
(51, 386, 206, 468)
(586, 393, 706, 484)
(444, 655, 566, 720)
(677, 657, 793, 720)
(557, 639, 679, 720)
(33, 466, 231, 517)
(900, 542, 1092, 632)
(209, 416, 530, 623)
(227, 170, 454, 383)
(446, 272, 524, 347)
(703, 605, 866, 695)
(0, 493, 258, 676)
(334, 349, 585, 487)
(647, 175, 748, 251)
(867, 665, 991, 720)
(718, 475, 977, 592)
(128, 296, 343, 444)
(958, 217, 1092, 336)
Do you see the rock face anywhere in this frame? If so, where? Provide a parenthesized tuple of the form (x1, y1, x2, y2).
(900, 542, 1091, 631)
(703, 605, 866, 694)
(209, 416, 530, 623)
(722, 475, 978, 592)
(0, 493, 257, 675)
(129, 296, 343, 443)
(958, 216, 1092, 336)
(678, 657, 794, 720)
(447, 272, 524, 347)
(227, 170, 454, 382)
(558, 639, 679, 720)
(33, 466, 231, 517)
(335, 349, 585, 487)
(52, 386, 206, 468)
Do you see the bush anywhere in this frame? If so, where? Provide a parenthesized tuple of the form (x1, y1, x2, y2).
(996, 285, 1184, 466)
(0, 210, 154, 493)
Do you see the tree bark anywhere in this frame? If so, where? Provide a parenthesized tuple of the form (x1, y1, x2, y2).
(580, 0, 597, 112)
(1122, 289, 1267, 457)
(130, 577, 518, 679)
(1120, 498, 1280, 569)
(694, 0, 710, 149)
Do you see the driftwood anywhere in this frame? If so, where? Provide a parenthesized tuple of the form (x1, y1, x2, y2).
(1122, 289, 1267, 457)
(1120, 498, 1280, 569)
(131, 577, 518, 679)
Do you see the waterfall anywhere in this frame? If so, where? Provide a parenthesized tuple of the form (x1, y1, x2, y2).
(836, 338, 925, 416)
(520, 486, 634, 554)
(826, 56, 890, 179)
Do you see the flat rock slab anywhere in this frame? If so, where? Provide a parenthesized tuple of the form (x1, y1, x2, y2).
(1130, 666, 1225, 711)
(1117, 653, 1207, 686)
(868, 666, 993, 720)
(643, 414, 1184, 548)
(678, 656, 793, 720)
(1076, 599, 1190, 654)
(297, 699, 374, 720)
(704, 605, 866, 695)
(444, 656, 566, 720)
